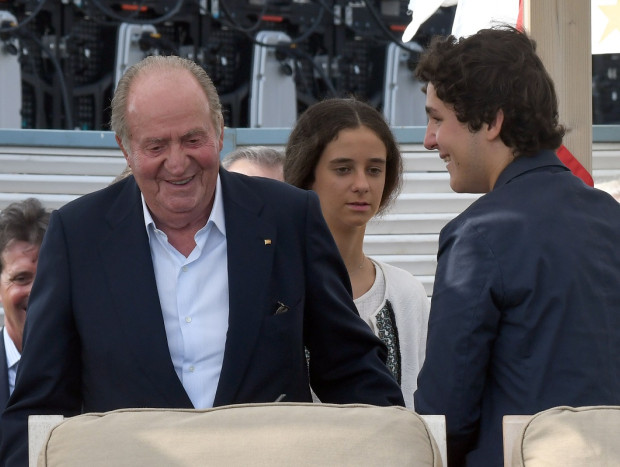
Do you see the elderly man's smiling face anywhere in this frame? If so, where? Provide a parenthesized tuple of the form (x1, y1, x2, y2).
(118, 68, 224, 230)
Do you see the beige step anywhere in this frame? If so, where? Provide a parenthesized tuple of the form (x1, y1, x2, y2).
(389, 192, 480, 214)
(0, 193, 77, 210)
(401, 150, 445, 172)
(371, 254, 438, 276)
(367, 213, 456, 235)
(0, 153, 126, 176)
(0, 174, 113, 195)
(364, 234, 438, 256)
(402, 173, 453, 193)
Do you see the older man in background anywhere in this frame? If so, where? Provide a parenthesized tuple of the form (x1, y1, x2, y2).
(222, 146, 285, 181)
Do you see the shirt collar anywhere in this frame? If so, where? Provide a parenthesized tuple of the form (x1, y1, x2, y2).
(141, 174, 226, 237)
(3, 327, 20, 368)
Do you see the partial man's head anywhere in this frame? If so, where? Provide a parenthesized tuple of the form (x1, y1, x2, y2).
(222, 146, 285, 181)
(110, 55, 225, 230)
(416, 26, 565, 193)
(0, 198, 50, 352)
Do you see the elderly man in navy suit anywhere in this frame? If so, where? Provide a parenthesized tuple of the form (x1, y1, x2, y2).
(0, 199, 49, 409)
(0, 56, 403, 466)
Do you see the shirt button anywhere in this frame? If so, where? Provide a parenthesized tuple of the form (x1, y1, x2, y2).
(189, 366, 195, 372)
(182, 266, 188, 272)
(185, 316, 192, 323)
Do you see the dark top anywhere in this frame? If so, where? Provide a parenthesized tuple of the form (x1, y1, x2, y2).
(415, 150, 620, 466)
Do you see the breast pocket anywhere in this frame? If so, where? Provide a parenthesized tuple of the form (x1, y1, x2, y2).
(261, 296, 304, 343)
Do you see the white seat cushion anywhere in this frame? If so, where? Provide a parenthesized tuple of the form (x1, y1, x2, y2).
(512, 405, 620, 466)
(38, 403, 443, 466)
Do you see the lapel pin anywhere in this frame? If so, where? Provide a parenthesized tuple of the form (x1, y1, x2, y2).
(264, 239, 272, 245)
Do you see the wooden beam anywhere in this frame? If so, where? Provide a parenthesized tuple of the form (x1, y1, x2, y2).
(523, 0, 593, 173)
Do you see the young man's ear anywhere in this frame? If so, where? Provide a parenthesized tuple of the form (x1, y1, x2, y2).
(486, 109, 504, 141)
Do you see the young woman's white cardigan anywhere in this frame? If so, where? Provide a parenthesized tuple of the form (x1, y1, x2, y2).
(355, 260, 430, 410)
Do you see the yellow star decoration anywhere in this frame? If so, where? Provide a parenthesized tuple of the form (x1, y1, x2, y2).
(599, 0, 620, 41)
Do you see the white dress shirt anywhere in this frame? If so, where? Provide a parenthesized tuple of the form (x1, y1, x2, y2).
(143, 175, 229, 409)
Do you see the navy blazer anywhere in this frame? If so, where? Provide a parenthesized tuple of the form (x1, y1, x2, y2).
(0, 330, 8, 410)
(415, 151, 620, 466)
(0, 169, 403, 466)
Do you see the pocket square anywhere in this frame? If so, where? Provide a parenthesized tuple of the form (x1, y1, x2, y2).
(274, 301, 289, 315)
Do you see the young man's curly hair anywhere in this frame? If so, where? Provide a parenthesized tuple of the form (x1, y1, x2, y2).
(415, 26, 565, 157)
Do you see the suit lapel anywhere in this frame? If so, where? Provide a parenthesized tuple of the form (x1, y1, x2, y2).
(99, 179, 192, 408)
(214, 171, 276, 405)
(0, 330, 9, 408)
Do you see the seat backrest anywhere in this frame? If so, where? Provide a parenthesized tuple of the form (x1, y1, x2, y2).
(35, 403, 445, 467)
(503, 415, 531, 467)
(29, 415, 65, 467)
(511, 405, 620, 466)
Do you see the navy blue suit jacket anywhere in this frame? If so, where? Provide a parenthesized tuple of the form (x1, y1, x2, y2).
(0, 169, 403, 465)
(415, 151, 620, 466)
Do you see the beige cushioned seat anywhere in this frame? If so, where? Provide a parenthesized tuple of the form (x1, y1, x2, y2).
(512, 405, 620, 466)
(37, 403, 443, 466)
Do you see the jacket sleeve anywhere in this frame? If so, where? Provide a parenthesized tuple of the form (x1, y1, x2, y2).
(414, 220, 503, 466)
(301, 191, 404, 407)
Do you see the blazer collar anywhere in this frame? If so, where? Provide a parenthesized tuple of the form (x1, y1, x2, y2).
(494, 150, 569, 190)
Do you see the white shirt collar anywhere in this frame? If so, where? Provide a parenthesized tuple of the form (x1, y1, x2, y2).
(3, 326, 20, 368)
(141, 174, 226, 238)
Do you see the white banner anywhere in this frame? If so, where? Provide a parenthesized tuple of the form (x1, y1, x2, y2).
(592, 0, 620, 54)
(452, 0, 519, 38)
(402, 0, 518, 42)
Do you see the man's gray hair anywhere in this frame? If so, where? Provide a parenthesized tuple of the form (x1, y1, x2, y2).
(222, 146, 285, 170)
(110, 55, 224, 150)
